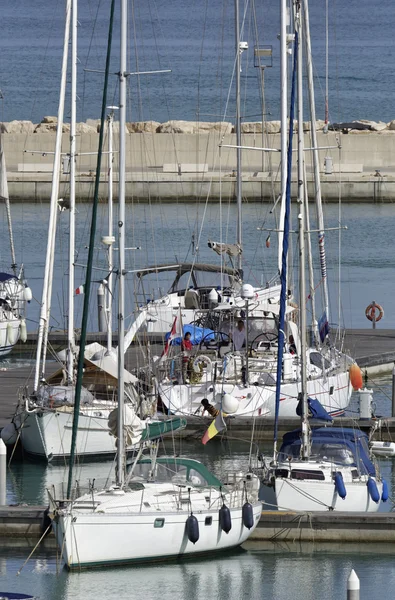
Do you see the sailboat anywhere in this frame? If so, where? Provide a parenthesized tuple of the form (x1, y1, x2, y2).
(0, 130, 31, 357)
(262, 2, 386, 513)
(151, 0, 356, 421)
(48, 0, 262, 569)
(1, 1, 147, 461)
(126, 0, 284, 343)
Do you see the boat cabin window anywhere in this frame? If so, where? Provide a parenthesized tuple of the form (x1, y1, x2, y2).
(154, 518, 165, 528)
(172, 271, 235, 293)
(131, 462, 209, 486)
(291, 469, 325, 481)
(279, 441, 356, 467)
(309, 352, 331, 370)
(311, 443, 356, 466)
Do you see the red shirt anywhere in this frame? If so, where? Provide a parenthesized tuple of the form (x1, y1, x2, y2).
(181, 339, 192, 352)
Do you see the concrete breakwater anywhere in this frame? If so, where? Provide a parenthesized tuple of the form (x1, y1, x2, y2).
(3, 117, 395, 202)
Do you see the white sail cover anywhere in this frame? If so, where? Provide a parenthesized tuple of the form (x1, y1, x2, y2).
(0, 136, 9, 201)
(122, 309, 147, 354)
(108, 405, 144, 447)
(208, 240, 242, 257)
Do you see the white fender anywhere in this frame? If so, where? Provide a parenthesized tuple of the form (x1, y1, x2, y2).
(20, 318, 27, 343)
(23, 287, 33, 302)
(6, 322, 18, 346)
(222, 393, 239, 414)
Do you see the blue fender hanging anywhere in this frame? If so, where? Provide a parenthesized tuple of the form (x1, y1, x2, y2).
(367, 477, 380, 503)
(242, 502, 254, 529)
(219, 503, 232, 533)
(334, 472, 347, 499)
(381, 479, 389, 503)
(186, 514, 199, 544)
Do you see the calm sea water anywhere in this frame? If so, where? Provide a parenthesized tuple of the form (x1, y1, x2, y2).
(1, 201, 394, 333)
(1, 0, 394, 125)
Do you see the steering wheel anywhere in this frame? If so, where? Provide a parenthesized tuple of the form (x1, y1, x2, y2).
(250, 331, 278, 351)
(199, 331, 231, 351)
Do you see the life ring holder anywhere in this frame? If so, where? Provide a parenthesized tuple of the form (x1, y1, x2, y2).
(192, 354, 212, 374)
(365, 303, 384, 323)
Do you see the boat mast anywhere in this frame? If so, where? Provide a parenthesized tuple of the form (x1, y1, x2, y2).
(34, 0, 72, 393)
(0, 131, 17, 276)
(277, 0, 288, 275)
(235, 0, 242, 274)
(295, 2, 309, 459)
(116, 0, 127, 487)
(106, 109, 115, 354)
(273, 25, 297, 462)
(66, 0, 115, 498)
(67, 0, 77, 384)
(302, 0, 330, 324)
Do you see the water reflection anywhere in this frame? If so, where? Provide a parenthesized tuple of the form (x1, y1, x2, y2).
(3, 542, 395, 600)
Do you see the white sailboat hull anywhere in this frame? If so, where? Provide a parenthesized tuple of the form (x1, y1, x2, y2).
(52, 502, 262, 569)
(274, 478, 383, 512)
(158, 370, 351, 418)
(18, 409, 115, 461)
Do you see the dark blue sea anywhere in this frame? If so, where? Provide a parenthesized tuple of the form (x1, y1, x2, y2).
(1, 0, 394, 125)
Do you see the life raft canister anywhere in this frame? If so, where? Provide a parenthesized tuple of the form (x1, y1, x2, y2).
(365, 303, 384, 323)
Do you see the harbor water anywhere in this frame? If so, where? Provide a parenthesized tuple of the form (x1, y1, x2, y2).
(1, 376, 395, 598)
(2, 201, 395, 333)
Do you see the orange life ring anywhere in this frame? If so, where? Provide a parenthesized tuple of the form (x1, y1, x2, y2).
(365, 303, 384, 322)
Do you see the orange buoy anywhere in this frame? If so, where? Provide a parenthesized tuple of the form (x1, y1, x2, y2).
(349, 364, 363, 391)
(365, 303, 384, 323)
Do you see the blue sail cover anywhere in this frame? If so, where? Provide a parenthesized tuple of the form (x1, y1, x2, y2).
(279, 427, 376, 476)
(0, 272, 16, 282)
(296, 397, 333, 422)
(165, 324, 214, 346)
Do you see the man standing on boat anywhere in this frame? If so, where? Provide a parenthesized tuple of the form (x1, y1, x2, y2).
(231, 320, 246, 351)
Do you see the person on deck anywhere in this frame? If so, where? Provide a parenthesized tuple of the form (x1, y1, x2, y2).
(201, 398, 219, 417)
(181, 331, 193, 383)
(230, 320, 246, 351)
(288, 335, 297, 355)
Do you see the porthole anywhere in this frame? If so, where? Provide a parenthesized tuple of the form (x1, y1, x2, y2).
(154, 518, 165, 528)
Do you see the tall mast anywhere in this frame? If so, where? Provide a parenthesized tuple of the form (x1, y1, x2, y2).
(302, 0, 330, 324)
(106, 110, 114, 354)
(0, 131, 17, 276)
(273, 27, 297, 461)
(116, 0, 127, 487)
(235, 0, 242, 273)
(34, 0, 72, 392)
(277, 0, 288, 274)
(295, 2, 309, 459)
(67, 0, 77, 384)
(67, 0, 115, 498)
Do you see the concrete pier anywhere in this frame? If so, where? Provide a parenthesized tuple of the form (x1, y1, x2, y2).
(2, 505, 395, 543)
(4, 131, 395, 202)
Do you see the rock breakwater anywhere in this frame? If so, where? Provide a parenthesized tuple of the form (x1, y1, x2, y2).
(2, 116, 395, 135)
